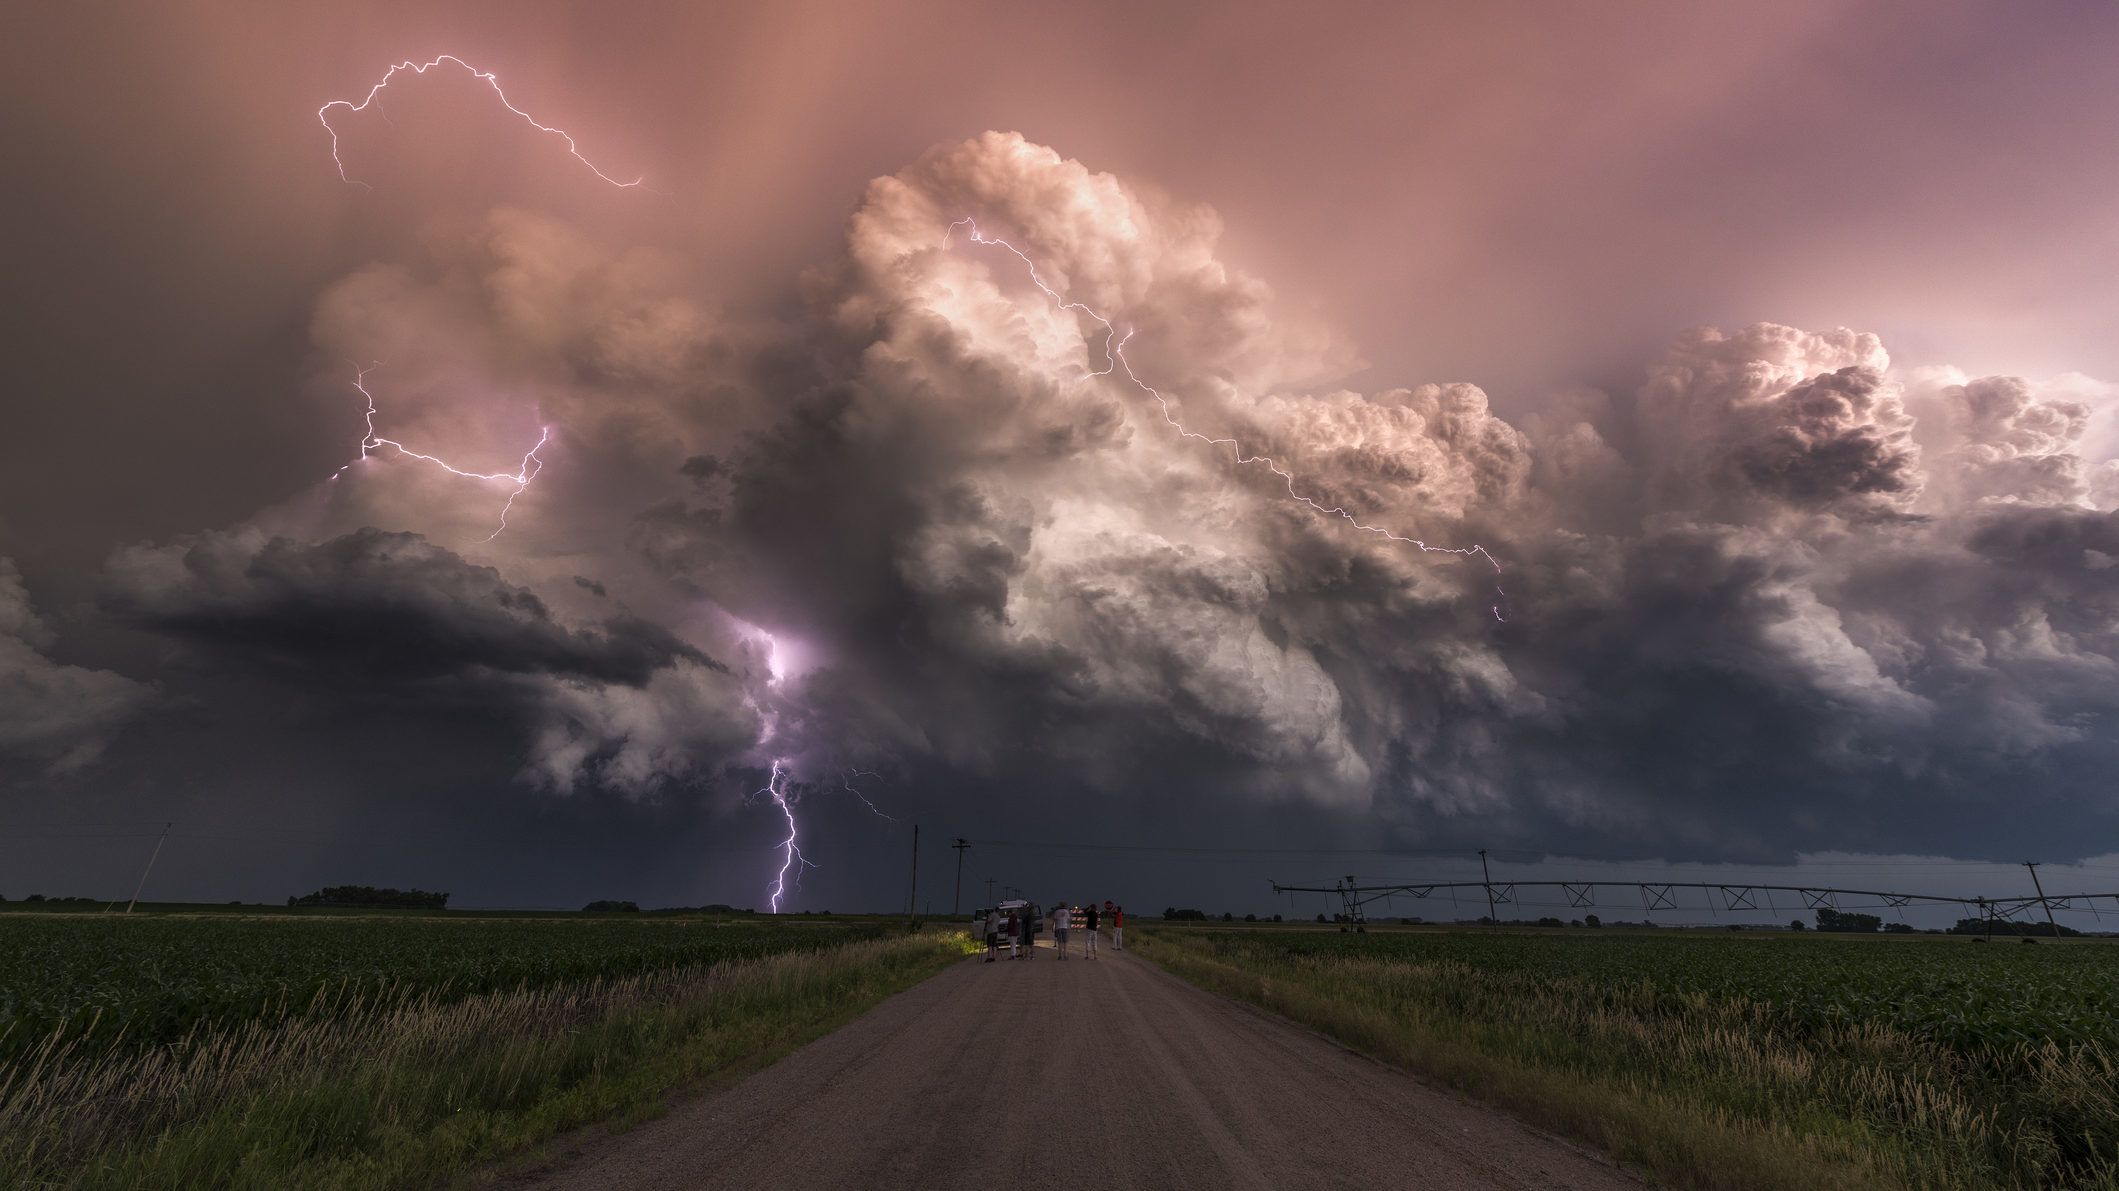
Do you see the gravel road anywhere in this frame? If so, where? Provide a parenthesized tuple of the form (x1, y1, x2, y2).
(520, 936, 1641, 1190)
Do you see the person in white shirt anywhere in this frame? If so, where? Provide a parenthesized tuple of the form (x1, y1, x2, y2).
(1050, 902, 1070, 959)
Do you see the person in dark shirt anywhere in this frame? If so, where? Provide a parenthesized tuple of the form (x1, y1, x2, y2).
(1082, 903, 1100, 958)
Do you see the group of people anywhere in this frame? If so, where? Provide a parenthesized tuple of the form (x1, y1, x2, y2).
(980, 899, 1125, 962)
(1049, 900, 1126, 960)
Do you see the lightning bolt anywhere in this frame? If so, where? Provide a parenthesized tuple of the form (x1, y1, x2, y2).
(333, 365, 549, 542)
(316, 56, 650, 539)
(319, 55, 644, 190)
(755, 758, 813, 914)
(840, 769, 898, 821)
(947, 219, 1509, 621)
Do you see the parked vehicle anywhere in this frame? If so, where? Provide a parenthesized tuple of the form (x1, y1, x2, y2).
(971, 898, 1043, 957)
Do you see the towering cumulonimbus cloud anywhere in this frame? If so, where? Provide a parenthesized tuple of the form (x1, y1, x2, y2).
(56, 130, 2119, 864)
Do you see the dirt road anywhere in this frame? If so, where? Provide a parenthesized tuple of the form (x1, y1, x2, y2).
(522, 936, 1640, 1190)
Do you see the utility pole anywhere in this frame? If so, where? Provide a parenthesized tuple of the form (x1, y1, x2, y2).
(906, 823, 919, 926)
(1479, 849, 1498, 929)
(126, 822, 172, 915)
(952, 838, 970, 916)
(984, 876, 997, 907)
(2025, 862, 2062, 940)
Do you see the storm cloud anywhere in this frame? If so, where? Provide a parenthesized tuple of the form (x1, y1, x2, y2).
(0, 559, 152, 775)
(6, 18, 2119, 913)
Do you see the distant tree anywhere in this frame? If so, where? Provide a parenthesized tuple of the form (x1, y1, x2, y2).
(1582, 914, 1600, 928)
(1271, 914, 1282, 923)
(1815, 908, 1882, 933)
(1161, 907, 1208, 920)
(1220, 911, 1234, 922)
(1883, 921, 1914, 934)
(26, 894, 44, 902)
(290, 885, 448, 909)
(582, 900, 640, 913)
(1536, 917, 1563, 928)
(1243, 913, 1257, 922)
(1315, 913, 1327, 923)
(1789, 919, 1806, 931)
(1947, 917, 2079, 938)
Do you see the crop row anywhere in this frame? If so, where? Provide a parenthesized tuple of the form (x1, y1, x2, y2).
(0, 917, 884, 1059)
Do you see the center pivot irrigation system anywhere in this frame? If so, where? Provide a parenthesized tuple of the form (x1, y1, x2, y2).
(1273, 858, 2115, 938)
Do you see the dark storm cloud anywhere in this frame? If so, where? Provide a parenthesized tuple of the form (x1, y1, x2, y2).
(104, 527, 708, 685)
(0, 559, 152, 775)
(101, 528, 763, 794)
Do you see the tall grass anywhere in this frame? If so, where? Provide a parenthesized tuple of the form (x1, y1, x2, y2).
(1, 930, 971, 1189)
(1136, 930, 2119, 1191)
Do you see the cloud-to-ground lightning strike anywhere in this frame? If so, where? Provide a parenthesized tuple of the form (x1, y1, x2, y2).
(947, 219, 1509, 621)
(740, 633, 903, 911)
(334, 366, 550, 541)
(754, 758, 813, 914)
(318, 55, 644, 190)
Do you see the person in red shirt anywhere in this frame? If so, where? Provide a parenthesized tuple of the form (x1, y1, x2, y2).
(1112, 905, 1125, 951)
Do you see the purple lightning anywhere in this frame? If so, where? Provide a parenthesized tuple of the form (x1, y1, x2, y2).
(319, 55, 644, 190)
(740, 633, 903, 911)
(755, 759, 812, 914)
(947, 219, 1509, 620)
(333, 366, 549, 541)
(840, 769, 898, 821)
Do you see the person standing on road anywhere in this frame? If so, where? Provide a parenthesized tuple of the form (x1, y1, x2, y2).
(1082, 902, 1099, 958)
(1006, 909, 1021, 959)
(1112, 905, 1124, 951)
(1051, 901, 1070, 959)
(983, 909, 999, 962)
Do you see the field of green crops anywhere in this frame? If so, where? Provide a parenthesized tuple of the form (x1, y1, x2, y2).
(2, 914, 964, 1190)
(0, 915, 884, 1059)
(1140, 927, 2119, 1190)
(1189, 929, 2119, 1053)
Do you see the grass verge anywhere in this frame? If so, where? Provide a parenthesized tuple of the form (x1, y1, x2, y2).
(1133, 929, 2119, 1191)
(2, 929, 973, 1189)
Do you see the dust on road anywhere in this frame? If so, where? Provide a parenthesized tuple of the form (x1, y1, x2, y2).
(520, 936, 1640, 1190)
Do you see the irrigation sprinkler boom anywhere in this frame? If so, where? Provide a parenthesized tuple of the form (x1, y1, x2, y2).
(1271, 877, 2119, 933)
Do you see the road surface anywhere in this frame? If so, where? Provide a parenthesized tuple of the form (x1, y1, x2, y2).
(520, 936, 1640, 1190)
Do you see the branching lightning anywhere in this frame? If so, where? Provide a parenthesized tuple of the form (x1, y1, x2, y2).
(317, 55, 647, 538)
(840, 769, 898, 821)
(947, 218, 1509, 620)
(319, 55, 643, 190)
(333, 365, 549, 541)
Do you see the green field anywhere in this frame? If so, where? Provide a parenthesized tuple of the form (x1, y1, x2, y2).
(0, 914, 886, 1060)
(0, 913, 969, 1190)
(1138, 927, 2119, 1190)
